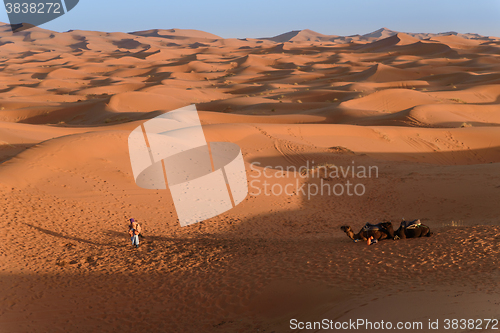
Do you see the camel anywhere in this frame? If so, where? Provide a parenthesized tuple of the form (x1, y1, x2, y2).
(393, 219, 432, 239)
(340, 221, 395, 242)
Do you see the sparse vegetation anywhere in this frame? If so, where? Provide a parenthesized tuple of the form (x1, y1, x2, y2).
(328, 146, 354, 153)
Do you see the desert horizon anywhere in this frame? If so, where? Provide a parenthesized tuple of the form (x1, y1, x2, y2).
(1, 19, 500, 332)
(4, 22, 500, 42)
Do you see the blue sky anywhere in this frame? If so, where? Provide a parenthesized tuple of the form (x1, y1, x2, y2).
(1, 0, 500, 38)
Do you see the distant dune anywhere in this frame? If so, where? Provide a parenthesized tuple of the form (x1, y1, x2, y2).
(261, 26, 496, 43)
(129, 28, 222, 40)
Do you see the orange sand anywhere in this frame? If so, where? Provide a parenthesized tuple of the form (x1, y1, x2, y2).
(1, 24, 500, 332)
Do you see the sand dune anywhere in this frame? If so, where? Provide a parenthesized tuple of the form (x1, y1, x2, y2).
(1, 24, 500, 332)
(361, 27, 399, 39)
(357, 33, 420, 51)
(340, 88, 441, 112)
(130, 28, 221, 40)
(265, 29, 339, 43)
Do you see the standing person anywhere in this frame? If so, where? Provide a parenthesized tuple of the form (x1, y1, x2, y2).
(128, 218, 141, 248)
(129, 218, 144, 238)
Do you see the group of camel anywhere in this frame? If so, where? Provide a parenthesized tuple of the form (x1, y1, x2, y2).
(341, 219, 432, 243)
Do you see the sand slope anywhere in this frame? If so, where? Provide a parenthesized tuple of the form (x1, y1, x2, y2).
(1, 24, 499, 332)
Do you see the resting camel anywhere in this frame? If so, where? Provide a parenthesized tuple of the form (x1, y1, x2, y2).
(392, 219, 432, 239)
(340, 221, 395, 242)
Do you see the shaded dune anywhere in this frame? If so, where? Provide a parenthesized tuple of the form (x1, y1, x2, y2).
(356, 33, 420, 51)
(337, 63, 423, 82)
(130, 28, 221, 40)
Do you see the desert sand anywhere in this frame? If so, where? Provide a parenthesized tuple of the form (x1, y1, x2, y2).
(1, 24, 500, 332)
